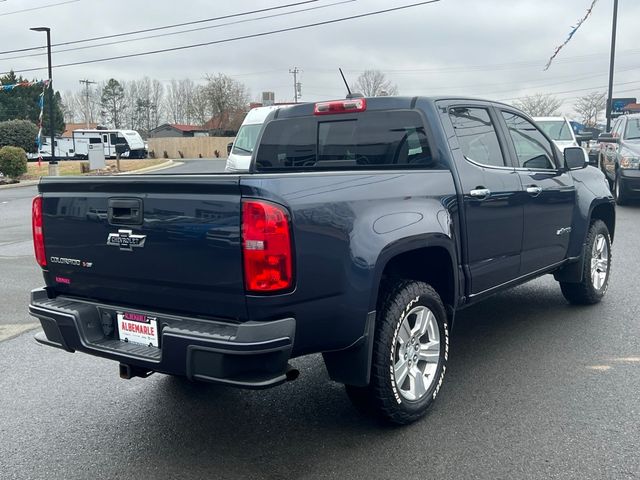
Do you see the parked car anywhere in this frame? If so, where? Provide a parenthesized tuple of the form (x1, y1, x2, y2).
(534, 116, 588, 152)
(225, 105, 292, 172)
(597, 113, 640, 204)
(29, 96, 614, 425)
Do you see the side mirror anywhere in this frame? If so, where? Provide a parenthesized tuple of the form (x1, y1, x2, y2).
(576, 132, 592, 145)
(227, 142, 233, 155)
(564, 147, 588, 170)
(598, 133, 619, 144)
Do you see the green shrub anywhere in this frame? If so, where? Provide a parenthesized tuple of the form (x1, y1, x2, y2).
(0, 120, 39, 153)
(0, 146, 28, 180)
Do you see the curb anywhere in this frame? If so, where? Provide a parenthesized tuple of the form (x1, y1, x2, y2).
(118, 159, 180, 175)
(0, 180, 39, 190)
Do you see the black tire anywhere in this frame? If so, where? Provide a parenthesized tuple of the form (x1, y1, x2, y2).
(600, 156, 614, 191)
(559, 220, 612, 305)
(345, 280, 449, 425)
(614, 171, 627, 205)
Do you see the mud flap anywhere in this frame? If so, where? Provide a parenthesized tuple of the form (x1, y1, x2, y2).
(553, 246, 586, 283)
(323, 311, 376, 387)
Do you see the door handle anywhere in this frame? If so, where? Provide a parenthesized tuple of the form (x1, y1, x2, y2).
(526, 186, 543, 197)
(469, 188, 491, 199)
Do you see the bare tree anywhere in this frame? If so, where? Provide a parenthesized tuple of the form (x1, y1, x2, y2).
(63, 86, 100, 127)
(574, 91, 606, 127)
(352, 70, 398, 97)
(190, 85, 211, 126)
(513, 93, 563, 117)
(60, 90, 77, 124)
(121, 78, 164, 134)
(165, 79, 196, 124)
(202, 73, 249, 131)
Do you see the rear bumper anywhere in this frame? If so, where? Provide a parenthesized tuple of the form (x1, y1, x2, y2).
(29, 288, 295, 389)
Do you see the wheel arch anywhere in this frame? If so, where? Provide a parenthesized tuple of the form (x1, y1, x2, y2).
(590, 200, 616, 241)
(369, 235, 459, 314)
(324, 235, 459, 388)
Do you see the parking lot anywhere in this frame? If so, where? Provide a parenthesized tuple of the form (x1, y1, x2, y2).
(0, 160, 637, 479)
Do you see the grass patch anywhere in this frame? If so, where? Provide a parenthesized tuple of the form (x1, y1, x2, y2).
(22, 159, 167, 180)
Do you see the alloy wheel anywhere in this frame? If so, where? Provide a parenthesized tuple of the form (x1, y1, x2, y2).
(393, 305, 441, 401)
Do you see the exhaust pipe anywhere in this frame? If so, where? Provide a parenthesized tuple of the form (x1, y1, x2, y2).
(119, 363, 153, 380)
(285, 366, 300, 382)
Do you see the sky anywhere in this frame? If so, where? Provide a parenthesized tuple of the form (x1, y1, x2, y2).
(0, 0, 638, 117)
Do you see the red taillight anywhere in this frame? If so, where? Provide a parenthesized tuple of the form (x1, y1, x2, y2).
(314, 98, 367, 115)
(242, 200, 293, 293)
(32, 195, 46, 268)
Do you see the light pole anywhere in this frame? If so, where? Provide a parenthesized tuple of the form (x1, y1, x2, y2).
(30, 26, 58, 176)
(605, 0, 619, 132)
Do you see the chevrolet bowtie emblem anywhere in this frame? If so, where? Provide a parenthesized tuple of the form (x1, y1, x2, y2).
(107, 229, 147, 251)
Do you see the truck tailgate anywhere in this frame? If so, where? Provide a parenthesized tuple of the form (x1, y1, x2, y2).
(38, 175, 247, 320)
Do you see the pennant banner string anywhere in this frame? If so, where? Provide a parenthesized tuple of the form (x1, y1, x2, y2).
(544, 0, 599, 71)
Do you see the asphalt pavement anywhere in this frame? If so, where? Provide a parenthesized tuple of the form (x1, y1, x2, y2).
(1, 162, 638, 479)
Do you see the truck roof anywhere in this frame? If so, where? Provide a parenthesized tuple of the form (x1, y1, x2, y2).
(274, 96, 516, 119)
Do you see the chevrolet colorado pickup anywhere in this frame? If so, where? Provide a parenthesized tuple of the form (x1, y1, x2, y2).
(29, 96, 615, 424)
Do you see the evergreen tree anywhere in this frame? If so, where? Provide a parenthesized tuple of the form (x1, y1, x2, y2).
(0, 71, 65, 135)
(100, 79, 126, 128)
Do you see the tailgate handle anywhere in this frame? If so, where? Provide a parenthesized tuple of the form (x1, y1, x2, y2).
(108, 198, 143, 225)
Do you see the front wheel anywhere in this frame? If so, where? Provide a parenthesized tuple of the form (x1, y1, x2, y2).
(614, 172, 627, 205)
(345, 280, 449, 425)
(559, 220, 612, 305)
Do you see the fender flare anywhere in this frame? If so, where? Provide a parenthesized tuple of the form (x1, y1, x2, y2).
(368, 233, 459, 312)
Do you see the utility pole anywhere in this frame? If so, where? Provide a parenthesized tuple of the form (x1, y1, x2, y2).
(79, 79, 96, 128)
(289, 67, 300, 103)
(30, 26, 57, 175)
(605, 0, 619, 132)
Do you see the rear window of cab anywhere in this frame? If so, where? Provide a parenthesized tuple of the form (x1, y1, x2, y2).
(254, 111, 444, 171)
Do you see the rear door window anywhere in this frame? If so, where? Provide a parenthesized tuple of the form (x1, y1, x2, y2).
(449, 107, 505, 167)
(255, 111, 439, 171)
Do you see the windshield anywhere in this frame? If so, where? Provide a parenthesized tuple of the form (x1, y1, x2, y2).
(536, 120, 574, 141)
(625, 118, 640, 140)
(232, 124, 262, 156)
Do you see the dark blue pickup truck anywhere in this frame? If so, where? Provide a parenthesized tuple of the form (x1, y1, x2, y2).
(29, 96, 615, 424)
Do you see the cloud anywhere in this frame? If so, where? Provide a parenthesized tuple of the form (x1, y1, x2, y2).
(1, 0, 638, 113)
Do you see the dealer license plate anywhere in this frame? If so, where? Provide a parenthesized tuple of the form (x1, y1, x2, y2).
(117, 311, 159, 348)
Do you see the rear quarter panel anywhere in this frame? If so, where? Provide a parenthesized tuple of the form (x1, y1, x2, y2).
(240, 171, 458, 355)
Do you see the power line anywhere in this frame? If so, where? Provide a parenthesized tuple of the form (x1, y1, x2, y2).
(497, 78, 640, 102)
(0, 0, 355, 62)
(0, 0, 319, 55)
(1, 1, 441, 75)
(0, 0, 81, 17)
(0, 0, 442, 76)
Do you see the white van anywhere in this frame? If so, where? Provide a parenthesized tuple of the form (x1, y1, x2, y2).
(225, 106, 289, 172)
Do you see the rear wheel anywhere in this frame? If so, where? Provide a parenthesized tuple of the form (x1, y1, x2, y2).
(559, 220, 611, 305)
(345, 280, 449, 425)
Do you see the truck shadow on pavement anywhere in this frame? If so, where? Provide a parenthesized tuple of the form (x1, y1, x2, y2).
(104, 276, 610, 478)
